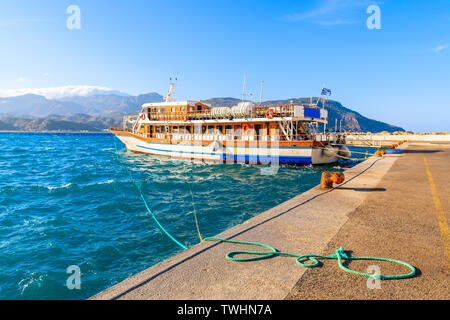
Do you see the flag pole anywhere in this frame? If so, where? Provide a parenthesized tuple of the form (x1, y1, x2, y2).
(316, 83, 326, 108)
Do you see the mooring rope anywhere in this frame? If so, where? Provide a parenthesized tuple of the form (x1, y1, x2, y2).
(202, 237, 416, 280)
(184, 163, 203, 243)
(313, 146, 375, 161)
(113, 136, 188, 250)
(112, 136, 415, 281)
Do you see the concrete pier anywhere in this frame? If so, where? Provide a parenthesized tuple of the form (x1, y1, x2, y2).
(91, 143, 449, 300)
(345, 133, 450, 146)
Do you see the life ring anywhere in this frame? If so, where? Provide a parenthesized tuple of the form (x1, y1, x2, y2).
(242, 123, 250, 132)
(265, 109, 274, 119)
(183, 115, 189, 122)
(140, 113, 146, 120)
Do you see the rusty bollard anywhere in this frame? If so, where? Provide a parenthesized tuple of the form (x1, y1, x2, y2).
(320, 172, 345, 189)
(376, 149, 387, 157)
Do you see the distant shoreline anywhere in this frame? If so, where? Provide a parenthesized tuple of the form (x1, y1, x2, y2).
(0, 130, 111, 134)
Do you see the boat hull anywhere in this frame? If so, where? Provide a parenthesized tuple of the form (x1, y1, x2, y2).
(113, 132, 339, 165)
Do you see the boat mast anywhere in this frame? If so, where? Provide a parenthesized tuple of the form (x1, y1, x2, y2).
(259, 80, 264, 105)
(165, 77, 177, 102)
(241, 73, 247, 103)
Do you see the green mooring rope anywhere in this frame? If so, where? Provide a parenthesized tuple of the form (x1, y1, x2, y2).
(203, 237, 416, 280)
(112, 136, 416, 280)
(113, 137, 188, 250)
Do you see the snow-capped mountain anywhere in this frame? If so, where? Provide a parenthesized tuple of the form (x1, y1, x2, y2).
(0, 85, 130, 100)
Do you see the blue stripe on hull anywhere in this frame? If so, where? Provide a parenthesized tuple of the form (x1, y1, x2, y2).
(222, 154, 312, 164)
(134, 144, 312, 164)
(136, 144, 217, 155)
(124, 137, 311, 149)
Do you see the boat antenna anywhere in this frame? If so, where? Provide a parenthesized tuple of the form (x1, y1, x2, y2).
(259, 80, 264, 105)
(165, 77, 177, 102)
(241, 72, 247, 103)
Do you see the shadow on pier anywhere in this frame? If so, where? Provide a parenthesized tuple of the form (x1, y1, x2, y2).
(401, 149, 442, 154)
(336, 187, 386, 192)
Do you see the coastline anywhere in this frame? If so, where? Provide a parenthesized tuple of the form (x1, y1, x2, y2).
(0, 130, 111, 134)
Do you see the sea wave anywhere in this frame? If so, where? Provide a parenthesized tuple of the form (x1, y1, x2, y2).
(46, 183, 73, 191)
(0, 132, 368, 300)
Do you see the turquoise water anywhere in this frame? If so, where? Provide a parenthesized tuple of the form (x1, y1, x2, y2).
(0, 132, 371, 300)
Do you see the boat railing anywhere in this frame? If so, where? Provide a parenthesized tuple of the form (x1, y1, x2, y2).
(111, 125, 329, 143)
(128, 132, 315, 142)
(326, 132, 347, 144)
(146, 105, 298, 121)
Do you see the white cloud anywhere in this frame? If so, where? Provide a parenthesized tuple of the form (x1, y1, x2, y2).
(43, 72, 49, 77)
(17, 77, 26, 82)
(284, 0, 341, 22)
(283, 0, 379, 25)
(7, 18, 48, 23)
(314, 18, 355, 26)
(433, 44, 448, 53)
(0, 85, 118, 99)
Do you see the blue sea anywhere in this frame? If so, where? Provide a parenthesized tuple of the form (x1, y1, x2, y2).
(0, 132, 372, 299)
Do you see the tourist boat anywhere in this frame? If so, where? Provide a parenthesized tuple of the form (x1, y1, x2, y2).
(111, 83, 350, 165)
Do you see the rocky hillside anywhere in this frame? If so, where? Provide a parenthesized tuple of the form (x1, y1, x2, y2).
(0, 93, 404, 132)
(0, 114, 124, 132)
(0, 92, 163, 117)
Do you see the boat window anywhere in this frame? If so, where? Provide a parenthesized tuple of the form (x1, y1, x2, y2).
(189, 106, 194, 112)
(181, 106, 185, 112)
(161, 126, 166, 133)
(185, 126, 191, 134)
(207, 126, 214, 134)
(197, 105, 202, 111)
(161, 108, 166, 113)
(179, 126, 185, 134)
(216, 125, 223, 134)
(156, 126, 161, 133)
(193, 125, 200, 134)
(172, 126, 178, 133)
(171, 107, 176, 112)
(202, 125, 206, 134)
(225, 125, 232, 134)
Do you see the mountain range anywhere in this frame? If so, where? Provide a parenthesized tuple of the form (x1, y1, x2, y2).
(0, 90, 405, 132)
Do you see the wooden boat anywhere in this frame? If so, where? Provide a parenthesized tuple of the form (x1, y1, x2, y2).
(111, 83, 348, 165)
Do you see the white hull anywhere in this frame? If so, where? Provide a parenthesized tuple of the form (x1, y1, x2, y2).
(115, 134, 339, 165)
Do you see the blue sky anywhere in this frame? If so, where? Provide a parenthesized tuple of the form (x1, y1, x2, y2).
(0, 0, 449, 132)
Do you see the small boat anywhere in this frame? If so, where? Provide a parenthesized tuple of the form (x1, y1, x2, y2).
(111, 82, 348, 165)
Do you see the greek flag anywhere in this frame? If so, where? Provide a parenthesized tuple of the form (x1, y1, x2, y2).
(321, 88, 331, 96)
